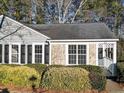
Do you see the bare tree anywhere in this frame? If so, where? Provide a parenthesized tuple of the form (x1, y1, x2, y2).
(43, 0, 87, 23)
(31, 0, 37, 24)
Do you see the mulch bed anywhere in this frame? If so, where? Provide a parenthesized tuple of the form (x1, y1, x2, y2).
(0, 83, 108, 93)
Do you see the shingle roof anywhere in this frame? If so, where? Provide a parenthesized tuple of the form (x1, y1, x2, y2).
(29, 23, 118, 40)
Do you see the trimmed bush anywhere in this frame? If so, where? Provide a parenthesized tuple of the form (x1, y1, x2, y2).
(0, 65, 40, 87)
(41, 67, 91, 92)
(25, 64, 47, 74)
(117, 62, 124, 82)
(70, 65, 103, 74)
(47, 65, 106, 91)
(70, 65, 106, 91)
(50, 65, 103, 74)
(89, 72, 106, 91)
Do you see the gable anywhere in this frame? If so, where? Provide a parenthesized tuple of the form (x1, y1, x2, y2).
(0, 15, 50, 44)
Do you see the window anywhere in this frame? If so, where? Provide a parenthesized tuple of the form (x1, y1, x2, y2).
(98, 48, 103, 59)
(5, 45, 9, 63)
(45, 45, 49, 64)
(105, 48, 113, 60)
(21, 45, 25, 64)
(68, 45, 76, 64)
(35, 45, 42, 63)
(0, 44, 2, 63)
(12, 45, 19, 63)
(27, 45, 32, 64)
(68, 45, 87, 64)
(78, 45, 86, 64)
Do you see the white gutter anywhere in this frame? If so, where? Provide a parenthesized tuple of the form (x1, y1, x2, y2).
(48, 39, 119, 42)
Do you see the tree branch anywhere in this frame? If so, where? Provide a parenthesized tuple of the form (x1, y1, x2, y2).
(71, 0, 88, 23)
(0, 26, 23, 40)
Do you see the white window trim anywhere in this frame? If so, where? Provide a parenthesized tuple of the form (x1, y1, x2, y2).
(66, 43, 89, 65)
(32, 43, 44, 64)
(2, 44, 4, 64)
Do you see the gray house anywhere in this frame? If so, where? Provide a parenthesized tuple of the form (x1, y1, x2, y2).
(0, 15, 118, 76)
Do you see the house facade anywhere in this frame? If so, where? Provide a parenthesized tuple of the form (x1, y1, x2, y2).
(0, 15, 118, 76)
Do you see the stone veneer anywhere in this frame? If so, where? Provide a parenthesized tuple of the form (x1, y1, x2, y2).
(89, 44, 96, 65)
(51, 44, 66, 65)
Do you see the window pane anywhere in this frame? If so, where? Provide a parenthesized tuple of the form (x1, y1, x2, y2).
(12, 54, 18, 62)
(12, 45, 19, 63)
(111, 48, 113, 60)
(98, 48, 103, 59)
(21, 45, 25, 64)
(78, 45, 86, 54)
(0, 45, 2, 63)
(69, 45, 76, 54)
(78, 55, 86, 64)
(12, 45, 18, 53)
(35, 45, 42, 63)
(5, 45, 9, 63)
(69, 55, 76, 64)
(78, 45, 86, 64)
(27, 45, 32, 64)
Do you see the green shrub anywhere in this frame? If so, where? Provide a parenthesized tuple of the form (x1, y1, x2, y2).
(0, 65, 40, 87)
(25, 64, 47, 74)
(41, 67, 91, 92)
(117, 62, 124, 82)
(48, 65, 106, 91)
(50, 65, 103, 74)
(89, 72, 106, 91)
(70, 65, 103, 74)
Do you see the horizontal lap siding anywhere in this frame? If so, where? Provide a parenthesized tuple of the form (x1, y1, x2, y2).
(89, 44, 96, 65)
(51, 44, 66, 65)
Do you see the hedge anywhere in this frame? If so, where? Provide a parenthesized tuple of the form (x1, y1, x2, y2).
(70, 65, 104, 74)
(25, 64, 47, 74)
(0, 65, 40, 87)
(117, 62, 124, 82)
(0, 64, 106, 91)
(44, 65, 106, 91)
(70, 65, 106, 91)
(41, 67, 91, 92)
(50, 65, 103, 74)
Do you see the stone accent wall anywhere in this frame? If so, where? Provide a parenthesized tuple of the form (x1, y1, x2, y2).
(51, 44, 66, 65)
(89, 44, 96, 65)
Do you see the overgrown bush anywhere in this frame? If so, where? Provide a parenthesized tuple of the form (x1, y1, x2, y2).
(25, 64, 47, 74)
(0, 65, 40, 87)
(41, 67, 91, 92)
(117, 62, 124, 82)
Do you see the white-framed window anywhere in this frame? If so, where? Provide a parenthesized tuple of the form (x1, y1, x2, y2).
(68, 45, 76, 64)
(27, 45, 32, 64)
(35, 45, 42, 63)
(68, 45, 87, 65)
(21, 45, 25, 64)
(12, 45, 19, 63)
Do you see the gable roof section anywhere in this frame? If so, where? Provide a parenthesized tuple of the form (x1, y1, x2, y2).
(30, 23, 118, 40)
(0, 15, 50, 40)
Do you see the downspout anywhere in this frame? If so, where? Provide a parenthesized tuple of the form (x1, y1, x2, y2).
(0, 15, 5, 29)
